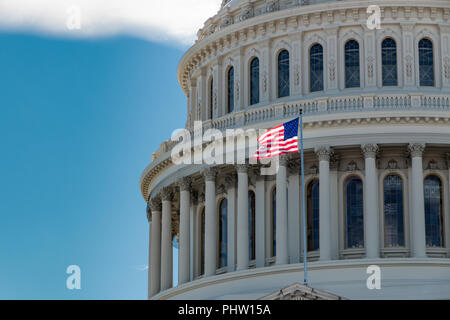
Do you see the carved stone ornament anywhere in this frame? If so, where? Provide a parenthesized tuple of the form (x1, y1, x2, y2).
(178, 177, 192, 192)
(224, 174, 237, 189)
(408, 143, 426, 158)
(362, 144, 379, 159)
(202, 167, 218, 181)
(149, 197, 162, 212)
(428, 160, 438, 170)
(347, 161, 358, 172)
(315, 146, 332, 162)
(161, 187, 174, 202)
(387, 159, 398, 170)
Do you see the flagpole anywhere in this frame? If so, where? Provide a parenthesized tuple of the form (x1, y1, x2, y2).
(300, 109, 308, 286)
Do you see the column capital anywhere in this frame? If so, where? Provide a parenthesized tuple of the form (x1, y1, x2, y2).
(361, 144, 379, 159)
(161, 187, 174, 202)
(149, 197, 162, 212)
(177, 177, 192, 192)
(202, 167, 217, 181)
(315, 146, 332, 162)
(409, 143, 426, 158)
(330, 154, 340, 171)
(236, 164, 249, 174)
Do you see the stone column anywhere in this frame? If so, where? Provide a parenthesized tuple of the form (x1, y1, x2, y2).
(203, 168, 218, 276)
(237, 164, 249, 271)
(316, 146, 332, 261)
(160, 187, 173, 291)
(148, 197, 162, 298)
(276, 155, 289, 265)
(362, 144, 380, 259)
(189, 191, 198, 281)
(178, 177, 191, 285)
(224, 174, 237, 272)
(329, 155, 340, 260)
(288, 159, 301, 264)
(409, 143, 427, 258)
(255, 171, 266, 268)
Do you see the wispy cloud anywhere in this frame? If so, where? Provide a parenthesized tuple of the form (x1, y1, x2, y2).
(0, 0, 222, 46)
(133, 265, 149, 272)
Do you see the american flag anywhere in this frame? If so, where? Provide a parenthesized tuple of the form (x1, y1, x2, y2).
(253, 118, 299, 159)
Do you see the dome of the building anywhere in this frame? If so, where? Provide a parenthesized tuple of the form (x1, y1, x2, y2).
(142, 0, 450, 300)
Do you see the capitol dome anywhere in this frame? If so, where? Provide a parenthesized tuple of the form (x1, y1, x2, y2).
(142, 0, 450, 300)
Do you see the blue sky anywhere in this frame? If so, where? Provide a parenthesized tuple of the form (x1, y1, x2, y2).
(0, 31, 188, 299)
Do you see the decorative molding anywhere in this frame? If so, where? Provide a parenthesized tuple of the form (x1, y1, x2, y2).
(161, 187, 174, 202)
(202, 167, 218, 181)
(408, 143, 426, 158)
(361, 144, 379, 159)
(178, 177, 192, 192)
(315, 146, 332, 162)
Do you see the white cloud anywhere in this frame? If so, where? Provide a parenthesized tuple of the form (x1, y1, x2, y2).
(0, 0, 222, 46)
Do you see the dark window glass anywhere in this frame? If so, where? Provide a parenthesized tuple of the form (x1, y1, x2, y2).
(250, 58, 260, 105)
(272, 188, 276, 257)
(218, 199, 228, 268)
(307, 180, 320, 251)
(384, 175, 405, 247)
(382, 38, 398, 86)
(248, 191, 256, 261)
(345, 40, 360, 88)
(419, 39, 435, 87)
(227, 67, 234, 113)
(310, 44, 324, 92)
(345, 177, 364, 248)
(278, 50, 290, 98)
(424, 175, 444, 247)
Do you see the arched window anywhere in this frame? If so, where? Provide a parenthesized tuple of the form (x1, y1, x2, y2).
(200, 207, 205, 275)
(382, 38, 398, 86)
(227, 67, 234, 113)
(383, 175, 405, 247)
(218, 199, 228, 268)
(272, 187, 276, 257)
(250, 57, 260, 105)
(209, 77, 214, 119)
(419, 39, 435, 87)
(278, 50, 290, 98)
(310, 44, 324, 92)
(424, 175, 444, 247)
(345, 176, 364, 248)
(307, 179, 320, 251)
(345, 40, 360, 88)
(248, 191, 256, 261)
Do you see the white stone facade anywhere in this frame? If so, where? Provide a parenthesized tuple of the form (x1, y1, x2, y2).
(141, 0, 450, 300)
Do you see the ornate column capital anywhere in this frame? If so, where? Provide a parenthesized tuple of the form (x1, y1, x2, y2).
(409, 143, 426, 158)
(149, 197, 162, 212)
(315, 146, 332, 162)
(236, 164, 249, 174)
(361, 144, 379, 159)
(202, 167, 217, 182)
(160, 187, 174, 202)
(177, 177, 192, 192)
